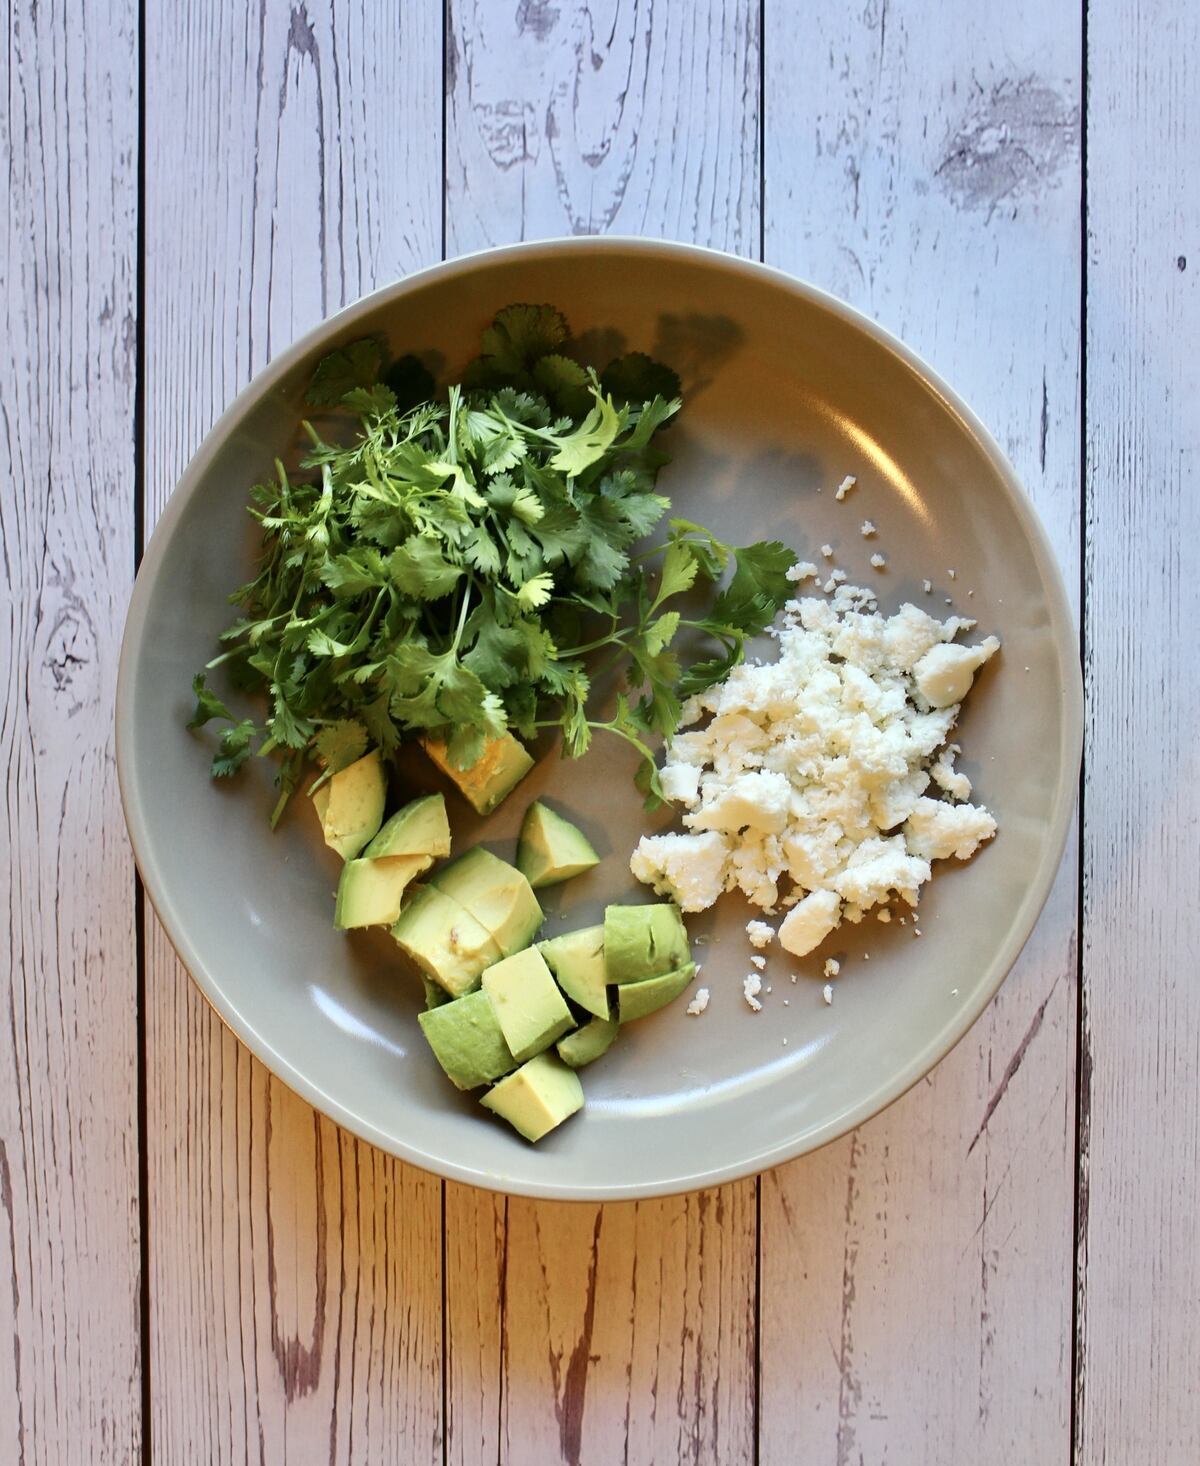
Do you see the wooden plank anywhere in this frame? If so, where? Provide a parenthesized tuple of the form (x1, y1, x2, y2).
(1078, 2, 1200, 1457)
(443, 3, 761, 1461)
(760, 6, 1082, 1461)
(0, 2, 142, 1460)
(141, 5, 445, 1461)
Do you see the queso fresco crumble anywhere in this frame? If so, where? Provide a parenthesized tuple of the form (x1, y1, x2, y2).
(630, 583, 1000, 958)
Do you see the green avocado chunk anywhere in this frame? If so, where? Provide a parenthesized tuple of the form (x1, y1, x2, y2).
(516, 802, 600, 889)
(617, 962, 697, 1023)
(364, 792, 451, 860)
(481, 947, 575, 1063)
(556, 1016, 619, 1068)
(390, 885, 501, 997)
(431, 848, 543, 956)
(481, 1052, 584, 1142)
(311, 749, 386, 860)
(538, 925, 610, 1020)
(421, 974, 452, 1010)
(603, 903, 691, 985)
(422, 731, 535, 815)
(334, 852, 431, 929)
(418, 989, 517, 1090)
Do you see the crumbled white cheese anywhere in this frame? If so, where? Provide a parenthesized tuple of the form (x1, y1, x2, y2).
(820, 543, 834, 559)
(948, 568, 957, 580)
(823, 983, 834, 1004)
(629, 583, 1001, 947)
(861, 520, 876, 536)
(750, 954, 766, 970)
(870, 553, 887, 569)
(786, 560, 819, 583)
(835, 475, 857, 500)
(686, 987, 711, 1016)
(743, 972, 763, 1011)
(746, 919, 775, 949)
(823, 958, 840, 978)
(922, 579, 933, 594)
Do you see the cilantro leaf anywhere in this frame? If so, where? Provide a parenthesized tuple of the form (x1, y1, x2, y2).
(546, 391, 622, 477)
(313, 719, 368, 773)
(474, 304, 568, 378)
(306, 338, 384, 406)
(388, 535, 465, 600)
(188, 673, 234, 729)
(600, 352, 682, 406)
(709, 541, 798, 635)
(211, 719, 257, 777)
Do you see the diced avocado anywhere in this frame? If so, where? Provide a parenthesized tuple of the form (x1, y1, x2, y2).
(422, 731, 534, 815)
(480, 1052, 584, 1142)
(617, 962, 697, 1023)
(538, 925, 610, 1020)
(418, 989, 517, 1090)
(311, 749, 386, 859)
(390, 885, 501, 997)
(603, 903, 691, 985)
(364, 793, 451, 860)
(481, 947, 575, 1063)
(556, 1016, 619, 1068)
(431, 848, 543, 956)
(334, 852, 431, 929)
(421, 974, 451, 1010)
(516, 802, 600, 889)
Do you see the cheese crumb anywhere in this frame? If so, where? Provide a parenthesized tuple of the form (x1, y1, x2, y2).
(835, 475, 857, 500)
(743, 973, 763, 1011)
(746, 919, 775, 949)
(823, 983, 834, 1004)
(870, 553, 887, 569)
(948, 568, 957, 580)
(686, 987, 711, 1016)
(861, 520, 876, 536)
(923, 579, 933, 594)
(786, 560, 819, 583)
(823, 958, 840, 978)
(750, 954, 766, 970)
(820, 543, 834, 558)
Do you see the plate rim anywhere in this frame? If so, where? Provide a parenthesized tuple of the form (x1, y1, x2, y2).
(116, 236, 1084, 1200)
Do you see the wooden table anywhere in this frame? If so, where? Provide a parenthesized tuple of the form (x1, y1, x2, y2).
(4, 2, 1196, 1460)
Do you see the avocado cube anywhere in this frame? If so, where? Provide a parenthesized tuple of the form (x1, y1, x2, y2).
(311, 749, 386, 860)
(431, 848, 543, 956)
(538, 925, 610, 1020)
(516, 802, 601, 889)
(480, 1052, 584, 1143)
(603, 903, 691, 984)
(418, 989, 517, 1090)
(617, 963, 697, 1023)
(556, 1016, 619, 1069)
(334, 852, 431, 929)
(364, 793, 451, 860)
(422, 731, 534, 815)
(481, 947, 575, 1063)
(390, 885, 501, 997)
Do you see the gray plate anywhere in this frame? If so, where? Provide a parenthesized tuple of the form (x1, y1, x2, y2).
(117, 238, 1082, 1200)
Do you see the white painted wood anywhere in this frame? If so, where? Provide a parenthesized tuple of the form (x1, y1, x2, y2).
(761, 5, 1082, 1461)
(0, 1, 142, 1460)
(141, 5, 445, 1460)
(1079, 2, 1200, 1457)
(444, 4, 762, 1461)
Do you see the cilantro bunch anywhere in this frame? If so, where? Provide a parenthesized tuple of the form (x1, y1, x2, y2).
(189, 305, 795, 821)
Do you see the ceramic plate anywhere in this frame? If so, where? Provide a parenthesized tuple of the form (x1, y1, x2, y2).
(117, 238, 1082, 1199)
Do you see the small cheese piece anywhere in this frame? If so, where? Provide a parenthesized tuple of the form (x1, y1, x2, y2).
(660, 762, 702, 807)
(778, 889, 841, 957)
(904, 797, 997, 861)
(743, 972, 763, 1011)
(686, 987, 711, 1016)
(629, 830, 727, 912)
(746, 919, 775, 949)
(685, 769, 791, 835)
(913, 637, 1000, 708)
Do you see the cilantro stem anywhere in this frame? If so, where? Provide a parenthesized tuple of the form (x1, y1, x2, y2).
(554, 628, 625, 658)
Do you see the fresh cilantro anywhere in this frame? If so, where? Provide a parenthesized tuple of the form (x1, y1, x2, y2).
(189, 304, 797, 818)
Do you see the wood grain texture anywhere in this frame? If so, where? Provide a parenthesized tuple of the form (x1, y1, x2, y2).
(141, 4, 444, 1461)
(1079, 1, 1200, 1457)
(0, 1, 142, 1460)
(760, 5, 1082, 1461)
(444, 3, 761, 1461)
